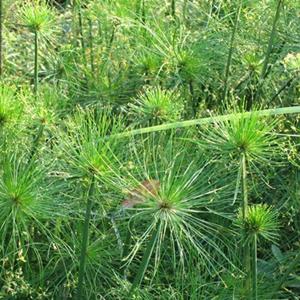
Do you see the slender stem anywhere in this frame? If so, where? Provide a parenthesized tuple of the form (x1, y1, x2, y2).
(171, 0, 176, 18)
(241, 152, 248, 219)
(141, 0, 146, 25)
(252, 234, 258, 300)
(129, 225, 159, 296)
(182, 0, 187, 20)
(0, 0, 3, 77)
(241, 152, 251, 294)
(255, 0, 283, 100)
(112, 105, 300, 138)
(77, 3, 86, 65)
(260, 0, 283, 81)
(108, 26, 115, 54)
(270, 76, 296, 102)
(222, 0, 242, 101)
(34, 30, 38, 97)
(77, 175, 95, 300)
(27, 122, 45, 164)
(189, 80, 197, 117)
(88, 18, 95, 76)
(121, 221, 133, 280)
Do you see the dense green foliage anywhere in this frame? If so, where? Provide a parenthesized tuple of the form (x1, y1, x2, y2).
(0, 0, 299, 299)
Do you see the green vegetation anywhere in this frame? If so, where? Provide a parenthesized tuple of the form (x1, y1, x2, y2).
(0, 0, 299, 299)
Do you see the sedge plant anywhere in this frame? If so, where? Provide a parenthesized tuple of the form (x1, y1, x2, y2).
(101, 132, 236, 295)
(19, 0, 56, 97)
(57, 107, 125, 299)
(128, 87, 184, 126)
(0, 151, 69, 282)
(236, 204, 280, 299)
(194, 108, 283, 294)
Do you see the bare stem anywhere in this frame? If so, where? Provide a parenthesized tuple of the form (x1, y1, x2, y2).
(34, 30, 38, 97)
(88, 18, 95, 75)
(222, 0, 242, 101)
(171, 0, 176, 18)
(0, 0, 3, 77)
(77, 175, 96, 300)
(241, 153, 248, 219)
(241, 152, 251, 294)
(255, 0, 283, 100)
(252, 234, 258, 300)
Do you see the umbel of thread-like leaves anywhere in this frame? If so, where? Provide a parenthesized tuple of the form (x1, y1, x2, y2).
(198, 111, 282, 164)
(19, 0, 56, 34)
(236, 204, 280, 243)
(128, 87, 184, 125)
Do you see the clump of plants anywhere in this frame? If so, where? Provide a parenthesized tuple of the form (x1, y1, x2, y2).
(0, 0, 299, 299)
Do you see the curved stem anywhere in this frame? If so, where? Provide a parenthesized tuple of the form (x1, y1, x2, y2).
(77, 175, 95, 300)
(112, 106, 300, 139)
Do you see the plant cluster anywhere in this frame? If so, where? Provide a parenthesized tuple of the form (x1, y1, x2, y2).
(0, 0, 299, 299)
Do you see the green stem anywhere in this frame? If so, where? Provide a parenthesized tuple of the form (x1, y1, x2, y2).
(222, 0, 242, 101)
(256, 0, 283, 99)
(34, 30, 38, 97)
(88, 18, 95, 76)
(252, 234, 258, 300)
(112, 106, 300, 138)
(0, 0, 3, 77)
(107, 26, 116, 55)
(241, 152, 248, 219)
(270, 76, 296, 102)
(260, 0, 283, 80)
(129, 225, 159, 296)
(77, 3, 86, 65)
(27, 122, 45, 165)
(171, 0, 176, 18)
(182, 0, 187, 20)
(121, 221, 133, 280)
(77, 175, 95, 300)
(141, 0, 146, 25)
(241, 152, 251, 294)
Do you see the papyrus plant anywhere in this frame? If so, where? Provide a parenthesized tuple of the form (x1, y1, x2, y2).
(57, 107, 125, 299)
(101, 132, 236, 295)
(19, 0, 56, 97)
